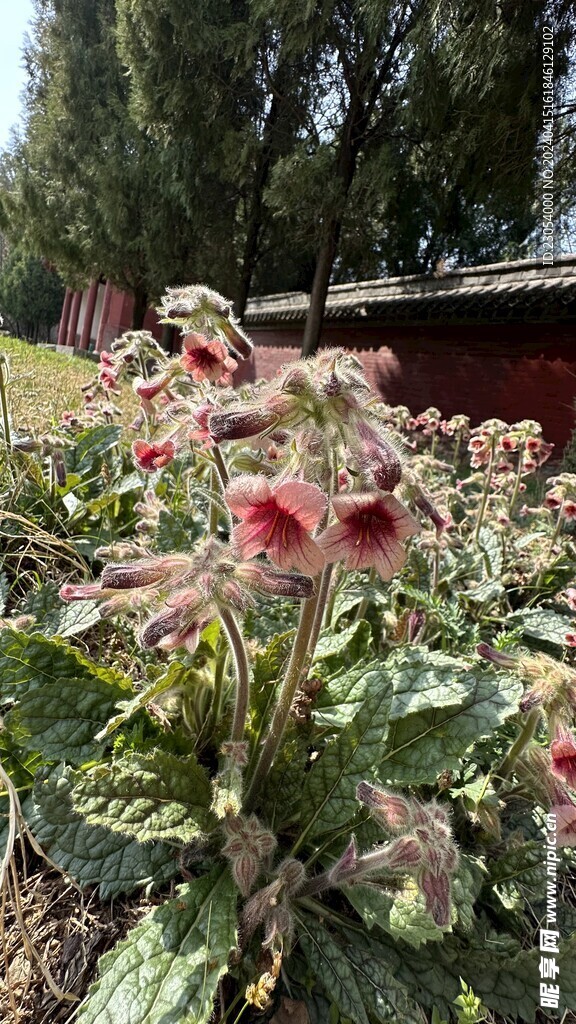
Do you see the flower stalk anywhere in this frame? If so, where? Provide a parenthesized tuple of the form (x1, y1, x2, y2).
(243, 585, 321, 811)
(219, 606, 251, 743)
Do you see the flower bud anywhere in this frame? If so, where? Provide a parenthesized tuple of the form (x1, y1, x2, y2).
(209, 407, 278, 442)
(356, 782, 412, 830)
(327, 838, 358, 884)
(476, 643, 518, 668)
(236, 563, 314, 600)
(60, 582, 102, 601)
(419, 868, 452, 927)
(101, 562, 171, 590)
(139, 608, 184, 648)
(277, 858, 306, 894)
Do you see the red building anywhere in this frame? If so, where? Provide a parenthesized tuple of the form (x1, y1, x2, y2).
(57, 255, 576, 447)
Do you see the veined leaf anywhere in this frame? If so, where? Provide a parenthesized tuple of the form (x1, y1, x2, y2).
(95, 661, 187, 740)
(71, 750, 212, 843)
(313, 619, 371, 668)
(314, 661, 388, 729)
(298, 680, 393, 846)
(71, 423, 122, 473)
(0, 629, 132, 702)
(27, 765, 178, 898)
(5, 674, 126, 764)
(386, 647, 483, 719)
(77, 868, 238, 1024)
(379, 670, 522, 784)
(295, 915, 369, 1024)
(506, 607, 572, 646)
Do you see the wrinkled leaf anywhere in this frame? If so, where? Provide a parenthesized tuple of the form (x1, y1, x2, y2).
(77, 868, 237, 1024)
(72, 750, 212, 843)
(299, 680, 393, 845)
(506, 607, 572, 646)
(27, 765, 178, 898)
(296, 916, 369, 1024)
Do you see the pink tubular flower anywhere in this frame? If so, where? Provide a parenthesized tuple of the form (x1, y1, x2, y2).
(551, 724, 576, 789)
(134, 372, 174, 402)
(132, 438, 175, 472)
(60, 582, 103, 601)
(564, 588, 576, 612)
(563, 500, 576, 521)
(553, 804, 576, 846)
(225, 476, 326, 574)
(180, 332, 238, 382)
(317, 493, 420, 580)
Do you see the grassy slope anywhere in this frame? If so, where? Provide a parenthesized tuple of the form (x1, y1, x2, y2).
(0, 337, 138, 433)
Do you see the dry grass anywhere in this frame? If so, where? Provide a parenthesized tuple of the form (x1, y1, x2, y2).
(0, 337, 138, 434)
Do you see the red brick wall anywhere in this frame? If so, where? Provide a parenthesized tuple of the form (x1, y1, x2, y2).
(233, 322, 576, 448)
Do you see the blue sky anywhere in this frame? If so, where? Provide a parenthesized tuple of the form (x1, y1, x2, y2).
(0, 0, 35, 150)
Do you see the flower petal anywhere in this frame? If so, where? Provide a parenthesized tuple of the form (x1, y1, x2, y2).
(266, 518, 325, 574)
(225, 476, 272, 517)
(274, 480, 327, 530)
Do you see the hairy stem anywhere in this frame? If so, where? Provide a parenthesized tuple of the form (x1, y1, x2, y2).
(243, 585, 321, 811)
(496, 707, 541, 785)
(212, 445, 229, 489)
(473, 435, 496, 544)
(219, 607, 251, 743)
(508, 442, 525, 517)
(307, 563, 334, 657)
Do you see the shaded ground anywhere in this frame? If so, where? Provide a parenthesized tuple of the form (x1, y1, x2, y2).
(0, 845, 160, 1023)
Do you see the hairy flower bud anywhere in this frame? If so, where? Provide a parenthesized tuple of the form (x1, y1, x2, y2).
(209, 407, 278, 442)
(235, 563, 315, 600)
(101, 562, 174, 590)
(356, 782, 412, 830)
(354, 420, 402, 492)
(419, 868, 452, 927)
(476, 643, 517, 668)
(327, 838, 358, 884)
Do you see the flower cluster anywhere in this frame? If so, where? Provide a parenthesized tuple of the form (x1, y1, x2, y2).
(356, 782, 459, 926)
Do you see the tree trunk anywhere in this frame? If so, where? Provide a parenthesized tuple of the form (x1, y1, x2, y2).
(233, 58, 292, 320)
(300, 103, 364, 358)
(300, 220, 342, 358)
(131, 284, 148, 330)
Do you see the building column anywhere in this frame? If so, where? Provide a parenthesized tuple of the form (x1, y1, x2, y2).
(57, 288, 73, 347)
(66, 290, 83, 348)
(79, 280, 99, 351)
(95, 280, 113, 353)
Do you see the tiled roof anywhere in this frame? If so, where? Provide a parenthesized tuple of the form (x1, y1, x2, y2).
(244, 255, 576, 326)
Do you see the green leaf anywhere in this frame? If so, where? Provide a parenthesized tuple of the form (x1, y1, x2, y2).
(299, 679, 393, 845)
(340, 936, 426, 1024)
(156, 508, 203, 552)
(345, 880, 444, 948)
(379, 668, 522, 784)
(71, 423, 122, 474)
(314, 661, 388, 729)
(386, 648, 484, 719)
(23, 582, 101, 637)
(5, 673, 126, 764)
(296, 915, 369, 1024)
(27, 765, 178, 898)
(95, 661, 187, 741)
(77, 867, 238, 1024)
(71, 750, 212, 843)
(0, 629, 132, 702)
(313, 619, 372, 669)
(86, 470, 143, 513)
(506, 607, 572, 646)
